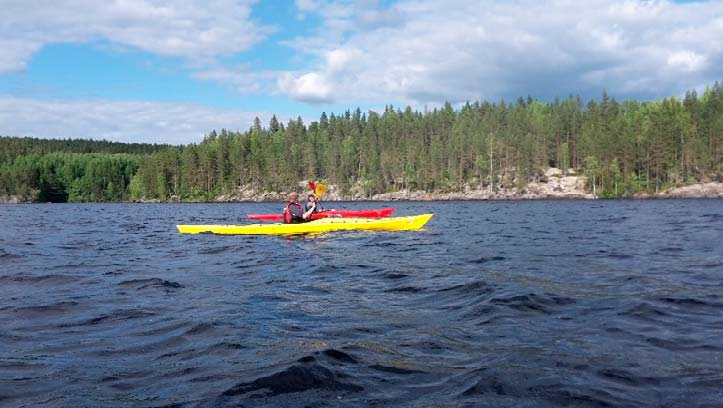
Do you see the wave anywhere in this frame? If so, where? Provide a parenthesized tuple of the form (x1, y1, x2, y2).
(118, 278, 184, 290)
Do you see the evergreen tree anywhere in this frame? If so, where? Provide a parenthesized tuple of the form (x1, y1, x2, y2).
(3, 83, 723, 201)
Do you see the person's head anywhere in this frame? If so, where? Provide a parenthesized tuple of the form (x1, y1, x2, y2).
(288, 192, 299, 202)
(307, 193, 316, 203)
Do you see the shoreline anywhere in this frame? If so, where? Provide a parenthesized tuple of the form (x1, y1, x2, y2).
(3, 192, 723, 204)
(3, 169, 722, 203)
(3, 197, 723, 204)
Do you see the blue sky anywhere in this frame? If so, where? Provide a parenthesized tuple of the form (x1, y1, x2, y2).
(0, 0, 721, 144)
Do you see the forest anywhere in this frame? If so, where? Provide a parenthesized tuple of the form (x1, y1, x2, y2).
(1, 83, 722, 202)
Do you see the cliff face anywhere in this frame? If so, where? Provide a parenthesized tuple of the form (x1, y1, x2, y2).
(516, 168, 593, 199)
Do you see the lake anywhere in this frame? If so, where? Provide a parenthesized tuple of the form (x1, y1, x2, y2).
(1, 200, 723, 407)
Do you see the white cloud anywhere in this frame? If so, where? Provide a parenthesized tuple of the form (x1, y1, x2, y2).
(0, 96, 294, 145)
(0, 0, 274, 73)
(279, 0, 723, 104)
(0, 39, 44, 73)
(3, 0, 722, 112)
(326, 48, 359, 73)
(278, 72, 332, 103)
(667, 50, 708, 72)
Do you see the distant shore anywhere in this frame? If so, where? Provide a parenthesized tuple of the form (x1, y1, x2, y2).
(3, 169, 723, 204)
(2, 189, 722, 204)
(204, 169, 723, 202)
(205, 184, 723, 202)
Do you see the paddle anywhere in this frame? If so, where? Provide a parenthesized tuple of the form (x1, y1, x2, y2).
(315, 183, 327, 197)
(307, 180, 330, 214)
(307, 180, 326, 197)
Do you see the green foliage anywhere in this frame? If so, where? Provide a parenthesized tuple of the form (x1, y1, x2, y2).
(0, 152, 139, 202)
(559, 142, 570, 174)
(583, 155, 601, 197)
(0, 136, 170, 164)
(608, 158, 623, 197)
(2, 82, 723, 201)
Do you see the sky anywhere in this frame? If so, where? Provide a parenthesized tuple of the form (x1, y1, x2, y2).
(0, 0, 722, 145)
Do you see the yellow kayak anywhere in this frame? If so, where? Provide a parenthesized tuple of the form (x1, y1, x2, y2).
(177, 214, 433, 235)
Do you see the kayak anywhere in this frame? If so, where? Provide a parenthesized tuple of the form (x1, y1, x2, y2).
(247, 207, 395, 221)
(178, 214, 432, 235)
(177, 214, 433, 235)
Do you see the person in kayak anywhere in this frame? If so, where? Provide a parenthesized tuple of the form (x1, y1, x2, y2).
(283, 192, 315, 223)
(304, 193, 325, 214)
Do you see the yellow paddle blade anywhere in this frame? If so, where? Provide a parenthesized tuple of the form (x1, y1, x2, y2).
(315, 183, 327, 197)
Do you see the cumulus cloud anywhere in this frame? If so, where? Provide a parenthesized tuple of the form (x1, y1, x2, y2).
(667, 50, 709, 72)
(278, 72, 332, 103)
(4, 0, 723, 116)
(0, 39, 44, 73)
(280, 0, 723, 104)
(0, 0, 274, 73)
(0, 96, 294, 145)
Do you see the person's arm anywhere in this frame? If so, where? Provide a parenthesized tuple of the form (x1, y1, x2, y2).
(302, 202, 316, 219)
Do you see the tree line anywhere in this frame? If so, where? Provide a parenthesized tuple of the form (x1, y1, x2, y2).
(1, 83, 722, 202)
(0, 152, 140, 202)
(0, 137, 168, 202)
(0, 136, 170, 163)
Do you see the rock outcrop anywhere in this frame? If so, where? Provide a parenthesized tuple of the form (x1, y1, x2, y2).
(367, 168, 592, 200)
(0, 195, 24, 203)
(656, 183, 723, 198)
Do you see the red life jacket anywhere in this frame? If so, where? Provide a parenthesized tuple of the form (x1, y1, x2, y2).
(284, 202, 304, 223)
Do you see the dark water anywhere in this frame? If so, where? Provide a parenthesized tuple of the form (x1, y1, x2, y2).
(2, 200, 723, 407)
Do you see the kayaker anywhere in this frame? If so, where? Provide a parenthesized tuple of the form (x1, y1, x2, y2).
(283, 192, 315, 223)
(305, 193, 325, 214)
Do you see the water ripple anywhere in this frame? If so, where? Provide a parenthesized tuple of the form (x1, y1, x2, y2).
(1, 200, 723, 406)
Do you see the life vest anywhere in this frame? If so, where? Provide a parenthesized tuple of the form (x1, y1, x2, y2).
(305, 201, 323, 213)
(284, 202, 304, 224)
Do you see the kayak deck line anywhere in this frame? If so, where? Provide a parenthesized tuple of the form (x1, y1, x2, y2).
(177, 214, 433, 235)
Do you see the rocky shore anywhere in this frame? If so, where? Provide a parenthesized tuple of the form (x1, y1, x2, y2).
(652, 182, 723, 199)
(3, 168, 723, 203)
(211, 168, 723, 201)
(0, 195, 25, 203)
(365, 169, 594, 201)
(208, 169, 591, 202)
